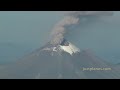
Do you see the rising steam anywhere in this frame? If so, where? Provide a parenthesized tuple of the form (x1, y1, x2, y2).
(50, 11, 113, 45)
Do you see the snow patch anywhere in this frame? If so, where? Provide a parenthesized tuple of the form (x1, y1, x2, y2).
(59, 42, 80, 55)
(41, 41, 80, 56)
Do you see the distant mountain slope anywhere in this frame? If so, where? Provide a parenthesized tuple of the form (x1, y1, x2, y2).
(0, 42, 34, 64)
(0, 40, 120, 79)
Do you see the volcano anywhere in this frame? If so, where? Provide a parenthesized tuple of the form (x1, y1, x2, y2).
(0, 39, 120, 79)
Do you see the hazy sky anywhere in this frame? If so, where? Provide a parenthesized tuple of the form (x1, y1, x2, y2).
(0, 11, 63, 46)
(0, 11, 120, 63)
(66, 11, 120, 63)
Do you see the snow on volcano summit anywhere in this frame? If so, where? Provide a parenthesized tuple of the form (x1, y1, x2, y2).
(41, 38, 80, 56)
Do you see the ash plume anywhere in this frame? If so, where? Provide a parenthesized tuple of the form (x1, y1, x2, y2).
(50, 11, 114, 45)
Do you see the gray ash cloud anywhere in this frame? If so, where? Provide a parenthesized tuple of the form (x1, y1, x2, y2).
(50, 11, 114, 45)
